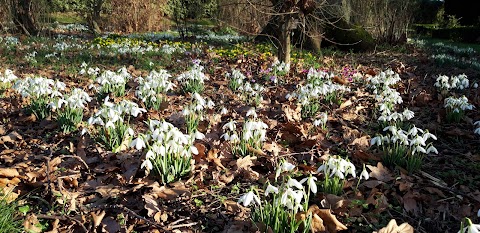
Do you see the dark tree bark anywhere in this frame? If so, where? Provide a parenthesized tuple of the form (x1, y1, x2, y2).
(11, 0, 38, 35)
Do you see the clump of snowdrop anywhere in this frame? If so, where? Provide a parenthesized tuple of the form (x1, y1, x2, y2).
(377, 108, 415, 128)
(87, 98, 145, 152)
(239, 160, 313, 233)
(366, 69, 401, 91)
(13, 76, 65, 119)
(130, 120, 197, 184)
(444, 96, 474, 122)
(24, 51, 37, 65)
(49, 88, 91, 133)
(271, 60, 290, 77)
(79, 62, 100, 80)
(371, 125, 438, 173)
(238, 81, 265, 106)
(0, 69, 18, 92)
(183, 92, 215, 134)
(313, 112, 328, 131)
(316, 155, 357, 195)
(222, 108, 268, 157)
(226, 69, 246, 92)
(366, 69, 414, 128)
(135, 69, 174, 110)
(288, 69, 350, 118)
(434, 74, 470, 95)
(92, 67, 131, 99)
(177, 61, 208, 93)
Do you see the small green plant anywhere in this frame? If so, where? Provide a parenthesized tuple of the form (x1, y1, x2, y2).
(444, 96, 474, 123)
(13, 76, 66, 120)
(131, 120, 197, 184)
(87, 99, 145, 152)
(458, 217, 480, 233)
(371, 125, 438, 173)
(239, 160, 313, 233)
(316, 155, 357, 195)
(183, 93, 214, 134)
(50, 88, 91, 133)
(135, 69, 174, 110)
(221, 109, 268, 157)
(177, 61, 207, 94)
(0, 193, 22, 233)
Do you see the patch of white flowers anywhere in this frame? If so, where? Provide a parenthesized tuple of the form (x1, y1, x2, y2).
(371, 125, 437, 173)
(50, 88, 91, 133)
(444, 96, 474, 122)
(13, 76, 66, 119)
(131, 120, 197, 184)
(366, 69, 401, 90)
(238, 81, 265, 106)
(87, 98, 145, 152)
(79, 62, 100, 78)
(434, 74, 470, 92)
(135, 69, 175, 110)
(238, 160, 315, 233)
(271, 60, 290, 76)
(0, 69, 18, 90)
(226, 69, 246, 92)
(222, 109, 268, 157)
(91, 67, 131, 97)
(288, 68, 350, 118)
(177, 62, 208, 93)
(183, 92, 215, 133)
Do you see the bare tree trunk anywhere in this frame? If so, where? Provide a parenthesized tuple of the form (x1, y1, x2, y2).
(11, 0, 38, 35)
(278, 16, 291, 64)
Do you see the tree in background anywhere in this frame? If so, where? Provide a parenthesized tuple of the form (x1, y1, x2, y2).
(167, 0, 218, 38)
(444, 0, 480, 26)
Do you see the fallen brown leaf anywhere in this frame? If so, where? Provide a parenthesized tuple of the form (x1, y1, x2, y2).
(373, 219, 414, 233)
(367, 162, 394, 182)
(0, 168, 19, 177)
(308, 205, 347, 233)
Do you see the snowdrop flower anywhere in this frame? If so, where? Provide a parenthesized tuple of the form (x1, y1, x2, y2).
(141, 159, 153, 171)
(130, 137, 146, 150)
(359, 164, 369, 180)
(265, 184, 279, 196)
(276, 160, 295, 179)
(370, 136, 383, 146)
(246, 108, 257, 118)
(426, 146, 438, 154)
(238, 191, 260, 207)
(220, 107, 228, 115)
(300, 175, 318, 194)
(458, 220, 480, 233)
(194, 130, 205, 140)
(287, 178, 304, 190)
(222, 120, 236, 132)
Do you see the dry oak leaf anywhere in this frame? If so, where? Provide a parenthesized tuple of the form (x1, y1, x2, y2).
(308, 205, 347, 233)
(282, 103, 302, 122)
(91, 210, 106, 228)
(0, 168, 20, 177)
(223, 200, 244, 214)
(263, 142, 281, 156)
(207, 148, 226, 169)
(373, 219, 414, 233)
(367, 162, 394, 182)
(150, 182, 190, 200)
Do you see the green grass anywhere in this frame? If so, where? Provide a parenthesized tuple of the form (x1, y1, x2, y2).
(49, 12, 84, 24)
(0, 193, 22, 233)
(418, 37, 480, 53)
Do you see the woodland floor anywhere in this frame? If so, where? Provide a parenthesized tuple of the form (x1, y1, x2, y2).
(0, 31, 479, 233)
